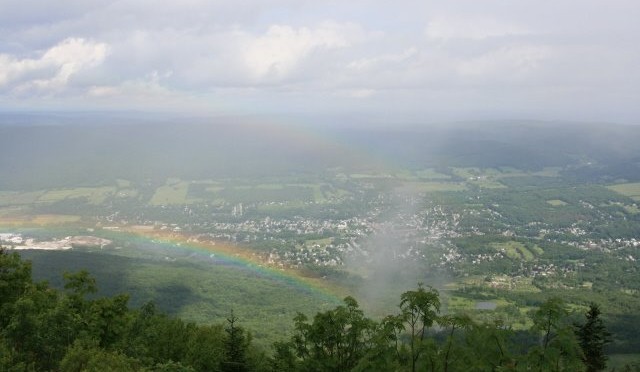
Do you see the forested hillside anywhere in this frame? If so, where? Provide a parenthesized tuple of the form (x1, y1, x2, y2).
(1, 249, 624, 371)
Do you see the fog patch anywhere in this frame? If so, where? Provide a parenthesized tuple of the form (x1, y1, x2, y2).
(344, 187, 449, 316)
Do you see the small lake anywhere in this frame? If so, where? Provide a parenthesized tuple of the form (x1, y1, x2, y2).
(475, 301, 497, 310)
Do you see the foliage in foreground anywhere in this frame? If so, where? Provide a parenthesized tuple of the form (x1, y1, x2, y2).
(0, 249, 620, 371)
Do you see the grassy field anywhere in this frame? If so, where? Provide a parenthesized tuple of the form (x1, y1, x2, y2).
(443, 273, 545, 330)
(608, 182, 640, 201)
(218, 185, 315, 204)
(623, 204, 640, 214)
(468, 178, 506, 189)
(546, 199, 568, 206)
(0, 214, 81, 226)
(184, 180, 349, 205)
(116, 179, 131, 188)
(531, 167, 563, 177)
(530, 244, 544, 255)
(445, 295, 476, 312)
(415, 168, 451, 180)
(205, 185, 225, 193)
(395, 181, 466, 193)
(444, 294, 533, 328)
(283, 183, 327, 203)
(31, 214, 82, 225)
(115, 188, 139, 198)
(495, 167, 561, 178)
(452, 167, 481, 180)
(449, 168, 507, 188)
(0, 207, 24, 216)
(449, 167, 562, 182)
(0, 191, 44, 206)
(491, 241, 535, 261)
(473, 168, 566, 188)
(302, 237, 334, 248)
(38, 187, 116, 205)
(149, 180, 191, 205)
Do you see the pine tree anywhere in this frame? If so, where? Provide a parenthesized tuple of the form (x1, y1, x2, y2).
(223, 310, 247, 372)
(576, 304, 611, 372)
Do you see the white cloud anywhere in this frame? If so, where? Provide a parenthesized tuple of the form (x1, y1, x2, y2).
(242, 22, 361, 80)
(348, 47, 418, 72)
(0, 38, 108, 93)
(88, 70, 172, 97)
(456, 45, 551, 81)
(0, 0, 638, 122)
(339, 46, 457, 91)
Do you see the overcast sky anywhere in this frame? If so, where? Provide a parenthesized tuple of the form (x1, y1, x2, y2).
(0, 0, 638, 123)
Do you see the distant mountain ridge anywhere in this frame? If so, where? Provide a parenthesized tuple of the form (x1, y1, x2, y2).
(2, 114, 640, 189)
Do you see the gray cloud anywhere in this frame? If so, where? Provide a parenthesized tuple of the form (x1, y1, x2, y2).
(0, 0, 638, 123)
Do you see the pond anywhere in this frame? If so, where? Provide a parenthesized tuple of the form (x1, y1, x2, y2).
(475, 301, 497, 310)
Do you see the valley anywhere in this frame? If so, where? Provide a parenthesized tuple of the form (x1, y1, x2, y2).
(2, 146, 640, 354)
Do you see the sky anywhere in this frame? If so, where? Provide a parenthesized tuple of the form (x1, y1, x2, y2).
(0, 0, 639, 123)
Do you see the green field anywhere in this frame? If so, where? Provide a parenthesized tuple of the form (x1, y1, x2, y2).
(449, 168, 507, 188)
(491, 241, 535, 261)
(302, 237, 334, 248)
(415, 168, 451, 180)
(149, 180, 191, 205)
(116, 179, 132, 188)
(468, 178, 506, 189)
(0, 191, 44, 206)
(623, 204, 640, 214)
(546, 199, 568, 206)
(451, 167, 481, 180)
(0, 214, 82, 226)
(349, 173, 392, 179)
(608, 182, 640, 201)
(38, 187, 116, 205)
(395, 181, 466, 193)
(115, 188, 139, 198)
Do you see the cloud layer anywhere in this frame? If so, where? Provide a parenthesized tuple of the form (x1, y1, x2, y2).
(1, 0, 638, 122)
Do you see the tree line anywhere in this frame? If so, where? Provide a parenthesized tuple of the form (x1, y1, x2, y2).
(0, 249, 619, 371)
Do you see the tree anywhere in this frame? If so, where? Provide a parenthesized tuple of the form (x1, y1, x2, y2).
(223, 310, 248, 372)
(575, 303, 611, 372)
(185, 324, 226, 372)
(60, 339, 141, 372)
(87, 294, 130, 348)
(528, 297, 583, 371)
(353, 314, 404, 371)
(398, 284, 440, 372)
(0, 249, 33, 326)
(269, 341, 297, 371)
(437, 314, 472, 372)
(288, 296, 375, 371)
(457, 321, 517, 370)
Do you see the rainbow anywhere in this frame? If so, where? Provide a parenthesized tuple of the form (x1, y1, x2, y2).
(114, 226, 345, 304)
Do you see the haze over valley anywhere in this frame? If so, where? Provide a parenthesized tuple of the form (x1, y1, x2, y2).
(2, 117, 640, 356)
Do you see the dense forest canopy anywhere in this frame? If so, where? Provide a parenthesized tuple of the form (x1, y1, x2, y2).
(0, 249, 624, 371)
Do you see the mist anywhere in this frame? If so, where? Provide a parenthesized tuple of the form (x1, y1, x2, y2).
(343, 184, 452, 315)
